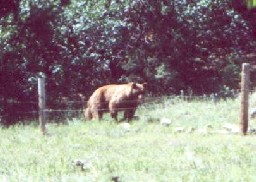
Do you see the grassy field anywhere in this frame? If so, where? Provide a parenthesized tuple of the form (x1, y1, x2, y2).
(1, 98, 256, 182)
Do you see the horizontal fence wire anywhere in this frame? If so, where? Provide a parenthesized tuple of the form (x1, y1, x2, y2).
(0, 94, 245, 116)
(0, 91, 253, 124)
(2, 87, 256, 107)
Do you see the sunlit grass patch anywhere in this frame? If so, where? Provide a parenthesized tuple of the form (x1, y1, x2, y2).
(1, 99, 256, 181)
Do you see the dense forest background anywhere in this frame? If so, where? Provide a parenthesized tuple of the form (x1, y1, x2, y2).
(1, 0, 256, 124)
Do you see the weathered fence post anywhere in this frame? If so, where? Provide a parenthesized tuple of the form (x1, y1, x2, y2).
(38, 77, 47, 134)
(240, 63, 250, 135)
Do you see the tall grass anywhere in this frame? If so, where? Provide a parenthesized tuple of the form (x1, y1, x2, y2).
(139, 97, 241, 128)
(1, 98, 256, 182)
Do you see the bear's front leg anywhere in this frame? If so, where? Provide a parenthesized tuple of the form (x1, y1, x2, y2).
(85, 108, 92, 120)
(124, 108, 136, 122)
(109, 102, 118, 122)
(98, 110, 103, 120)
(110, 111, 118, 122)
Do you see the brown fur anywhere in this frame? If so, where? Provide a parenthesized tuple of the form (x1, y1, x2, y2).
(83, 82, 146, 122)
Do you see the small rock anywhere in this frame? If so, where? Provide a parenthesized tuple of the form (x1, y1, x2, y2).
(118, 123, 131, 132)
(196, 125, 214, 135)
(174, 127, 185, 133)
(187, 127, 196, 133)
(73, 159, 92, 171)
(223, 123, 240, 134)
(248, 127, 256, 134)
(250, 108, 256, 119)
(160, 118, 172, 126)
(196, 128, 208, 135)
(74, 159, 84, 166)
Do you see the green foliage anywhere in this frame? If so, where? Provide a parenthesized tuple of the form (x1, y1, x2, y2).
(248, 0, 256, 7)
(1, 0, 256, 124)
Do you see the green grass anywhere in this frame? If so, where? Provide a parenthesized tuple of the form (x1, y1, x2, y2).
(1, 98, 256, 182)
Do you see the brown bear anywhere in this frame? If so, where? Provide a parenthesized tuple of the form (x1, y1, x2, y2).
(83, 82, 146, 122)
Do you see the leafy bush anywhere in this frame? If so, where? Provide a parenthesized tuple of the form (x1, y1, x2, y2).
(1, 0, 256, 124)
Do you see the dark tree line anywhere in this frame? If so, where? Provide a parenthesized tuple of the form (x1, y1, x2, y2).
(1, 0, 256, 125)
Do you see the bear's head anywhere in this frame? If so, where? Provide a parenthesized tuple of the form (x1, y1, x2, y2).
(130, 82, 147, 98)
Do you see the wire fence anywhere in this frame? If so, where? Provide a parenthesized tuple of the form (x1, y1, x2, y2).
(0, 91, 245, 125)
(2, 85, 256, 126)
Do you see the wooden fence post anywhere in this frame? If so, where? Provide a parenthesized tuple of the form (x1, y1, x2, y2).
(240, 63, 250, 135)
(38, 77, 47, 134)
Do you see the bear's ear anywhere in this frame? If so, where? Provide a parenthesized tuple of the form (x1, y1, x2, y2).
(131, 82, 136, 88)
(142, 82, 148, 88)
